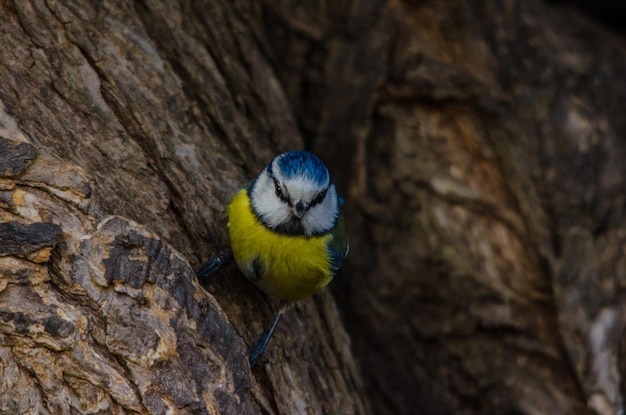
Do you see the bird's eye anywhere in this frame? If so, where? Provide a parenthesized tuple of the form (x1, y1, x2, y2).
(312, 189, 327, 206)
(274, 181, 284, 199)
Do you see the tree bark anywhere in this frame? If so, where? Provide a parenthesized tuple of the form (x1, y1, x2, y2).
(1, 1, 625, 415)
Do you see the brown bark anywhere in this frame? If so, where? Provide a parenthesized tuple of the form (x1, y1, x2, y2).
(0, 1, 366, 413)
(1, 0, 625, 415)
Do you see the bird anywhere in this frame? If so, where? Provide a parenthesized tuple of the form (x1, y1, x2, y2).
(196, 151, 348, 366)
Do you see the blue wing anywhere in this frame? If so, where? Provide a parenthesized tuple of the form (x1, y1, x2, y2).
(327, 212, 348, 276)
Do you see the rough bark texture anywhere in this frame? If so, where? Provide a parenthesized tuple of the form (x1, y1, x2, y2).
(1, 0, 625, 414)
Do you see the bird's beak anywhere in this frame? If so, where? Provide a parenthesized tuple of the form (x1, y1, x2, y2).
(293, 200, 306, 218)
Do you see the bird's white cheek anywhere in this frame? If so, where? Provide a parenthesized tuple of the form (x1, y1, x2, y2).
(302, 191, 337, 235)
(253, 192, 291, 228)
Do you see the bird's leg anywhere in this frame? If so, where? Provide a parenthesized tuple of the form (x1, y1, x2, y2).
(249, 302, 290, 367)
(195, 250, 234, 282)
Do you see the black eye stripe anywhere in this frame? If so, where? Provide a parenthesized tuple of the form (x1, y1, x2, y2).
(311, 188, 328, 207)
(274, 180, 282, 195)
(272, 177, 290, 204)
(266, 167, 288, 202)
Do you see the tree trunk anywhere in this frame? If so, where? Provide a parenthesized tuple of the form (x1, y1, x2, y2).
(1, 1, 625, 414)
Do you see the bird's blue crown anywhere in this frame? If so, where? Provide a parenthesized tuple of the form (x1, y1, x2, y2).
(274, 151, 329, 186)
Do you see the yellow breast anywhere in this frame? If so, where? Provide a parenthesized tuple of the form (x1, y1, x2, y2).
(227, 189, 333, 301)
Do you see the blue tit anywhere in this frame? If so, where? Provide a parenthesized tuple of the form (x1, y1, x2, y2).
(196, 151, 348, 366)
